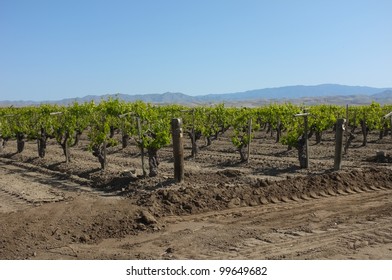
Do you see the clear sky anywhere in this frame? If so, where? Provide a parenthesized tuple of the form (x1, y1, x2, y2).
(1, 0, 391, 101)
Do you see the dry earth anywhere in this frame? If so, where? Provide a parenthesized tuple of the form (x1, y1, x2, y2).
(0, 129, 391, 260)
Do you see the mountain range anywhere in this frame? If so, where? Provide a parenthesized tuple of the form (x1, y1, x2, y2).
(1, 84, 391, 107)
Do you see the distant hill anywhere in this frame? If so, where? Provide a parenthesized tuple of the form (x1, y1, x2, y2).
(1, 84, 391, 107)
(367, 90, 392, 105)
(198, 84, 389, 102)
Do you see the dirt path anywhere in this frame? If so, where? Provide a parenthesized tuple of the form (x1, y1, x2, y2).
(0, 130, 391, 260)
(1, 160, 391, 260)
(50, 188, 392, 260)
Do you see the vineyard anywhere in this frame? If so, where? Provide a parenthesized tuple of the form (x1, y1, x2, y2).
(0, 100, 392, 259)
(1, 100, 391, 171)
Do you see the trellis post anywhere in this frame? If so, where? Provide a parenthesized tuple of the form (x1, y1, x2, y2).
(384, 112, 392, 138)
(171, 118, 184, 183)
(334, 118, 346, 171)
(247, 117, 252, 163)
(294, 110, 310, 168)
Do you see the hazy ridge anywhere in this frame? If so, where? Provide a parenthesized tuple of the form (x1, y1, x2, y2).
(1, 84, 391, 107)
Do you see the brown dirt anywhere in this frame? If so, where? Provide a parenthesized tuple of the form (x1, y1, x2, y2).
(0, 129, 391, 259)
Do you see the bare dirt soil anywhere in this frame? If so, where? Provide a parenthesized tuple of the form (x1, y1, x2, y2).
(0, 129, 391, 260)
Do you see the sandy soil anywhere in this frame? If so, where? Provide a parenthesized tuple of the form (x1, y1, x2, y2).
(0, 128, 391, 260)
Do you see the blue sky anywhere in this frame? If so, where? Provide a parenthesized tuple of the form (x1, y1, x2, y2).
(1, 0, 391, 101)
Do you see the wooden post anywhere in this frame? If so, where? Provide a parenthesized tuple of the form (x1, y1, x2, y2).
(247, 118, 252, 163)
(304, 113, 309, 168)
(345, 104, 349, 148)
(294, 110, 310, 168)
(137, 117, 147, 177)
(384, 112, 392, 139)
(334, 118, 346, 171)
(191, 109, 196, 158)
(171, 118, 184, 183)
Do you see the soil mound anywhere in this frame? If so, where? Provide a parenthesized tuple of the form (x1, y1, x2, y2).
(131, 168, 392, 217)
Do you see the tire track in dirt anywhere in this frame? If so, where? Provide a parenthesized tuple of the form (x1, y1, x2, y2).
(233, 190, 392, 259)
(0, 158, 124, 197)
(46, 187, 385, 259)
(233, 217, 392, 259)
(0, 188, 32, 213)
(0, 160, 118, 213)
(0, 180, 65, 213)
(92, 187, 392, 260)
(160, 187, 392, 259)
(0, 157, 91, 186)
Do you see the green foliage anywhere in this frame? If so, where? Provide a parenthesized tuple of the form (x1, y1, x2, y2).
(281, 117, 302, 148)
(1, 101, 389, 160)
(0, 107, 17, 139)
(309, 105, 343, 133)
(230, 108, 259, 149)
(88, 101, 118, 150)
(138, 104, 171, 151)
(360, 102, 384, 131)
(203, 104, 231, 139)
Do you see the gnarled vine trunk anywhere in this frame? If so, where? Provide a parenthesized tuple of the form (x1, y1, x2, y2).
(122, 133, 129, 149)
(16, 132, 25, 153)
(110, 126, 116, 138)
(187, 130, 202, 158)
(238, 144, 248, 162)
(315, 131, 322, 144)
(360, 119, 369, 146)
(0, 137, 6, 153)
(92, 142, 107, 170)
(275, 123, 282, 143)
(344, 123, 358, 154)
(297, 136, 307, 168)
(37, 127, 47, 158)
(59, 131, 71, 163)
(379, 122, 389, 139)
(206, 136, 212, 146)
(72, 130, 82, 147)
(148, 148, 159, 177)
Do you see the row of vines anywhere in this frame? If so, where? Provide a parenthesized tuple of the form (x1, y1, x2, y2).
(1, 100, 391, 176)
